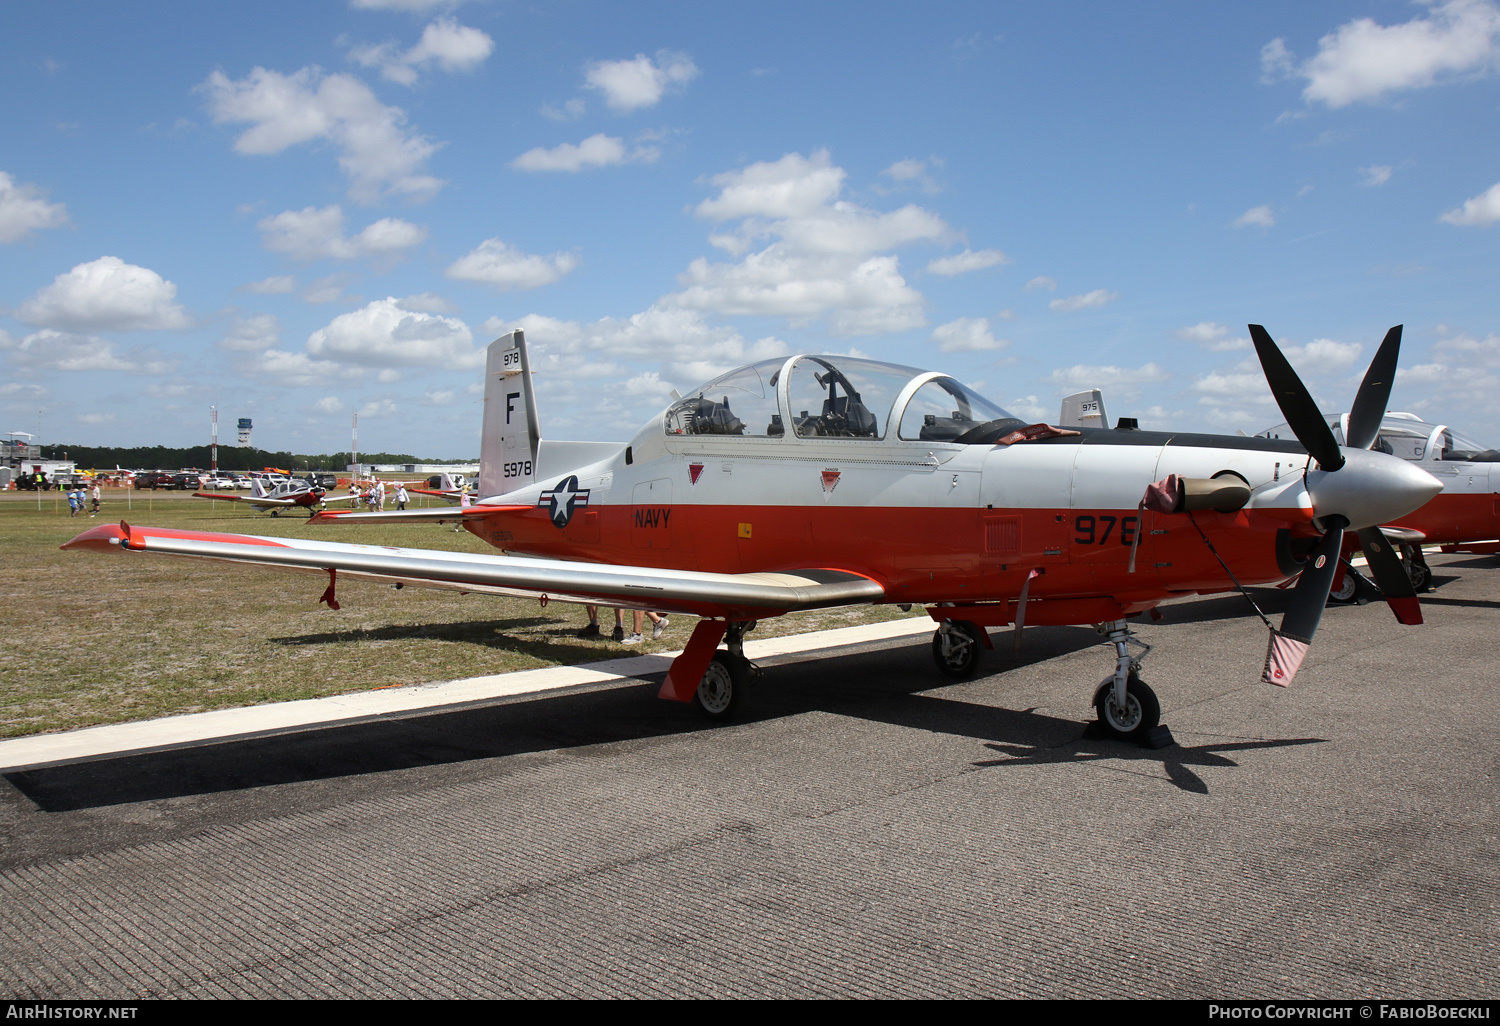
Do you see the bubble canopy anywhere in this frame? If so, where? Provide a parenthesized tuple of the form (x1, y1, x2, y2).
(663, 355, 1015, 442)
(1259, 413, 1493, 462)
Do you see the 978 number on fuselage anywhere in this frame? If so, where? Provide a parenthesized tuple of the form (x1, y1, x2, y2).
(1074, 514, 1138, 546)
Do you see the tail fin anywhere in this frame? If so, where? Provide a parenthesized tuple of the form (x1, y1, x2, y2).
(1058, 389, 1109, 429)
(251, 476, 268, 499)
(479, 329, 540, 496)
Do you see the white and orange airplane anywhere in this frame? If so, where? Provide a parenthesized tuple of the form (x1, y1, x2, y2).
(1260, 399, 1500, 597)
(406, 471, 472, 504)
(66, 326, 1440, 740)
(193, 474, 360, 517)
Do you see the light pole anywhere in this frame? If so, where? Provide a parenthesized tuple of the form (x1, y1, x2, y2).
(210, 406, 218, 472)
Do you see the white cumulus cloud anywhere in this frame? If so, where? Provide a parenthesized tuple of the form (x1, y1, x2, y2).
(307, 297, 480, 368)
(511, 133, 657, 172)
(348, 17, 494, 86)
(664, 150, 949, 335)
(220, 313, 281, 352)
(1360, 164, 1393, 186)
(1441, 180, 1500, 225)
(1283, 0, 1500, 108)
(257, 205, 426, 261)
(17, 256, 191, 332)
(1, 329, 176, 374)
(0, 171, 69, 243)
(244, 274, 297, 294)
(1047, 362, 1169, 401)
(199, 66, 444, 203)
(1233, 205, 1276, 228)
(584, 51, 698, 112)
(1049, 289, 1118, 313)
(445, 238, 579, 291)
(925, 248, 1008, 276)
(931, 317, 1007, 353)
(1175, 321, 1250, 352)
(1023, 276, 1056, 292)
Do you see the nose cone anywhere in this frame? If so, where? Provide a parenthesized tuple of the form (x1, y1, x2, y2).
(1305, 448, 1443, 530)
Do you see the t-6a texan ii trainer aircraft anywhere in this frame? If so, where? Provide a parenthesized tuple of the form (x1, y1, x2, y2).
(64, 326, 1440, 740)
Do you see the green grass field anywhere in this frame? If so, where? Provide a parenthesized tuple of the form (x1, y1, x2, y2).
(0, 491, 922, 738)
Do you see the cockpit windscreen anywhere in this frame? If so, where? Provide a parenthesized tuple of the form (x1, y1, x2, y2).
(898, 378, 1014, 441)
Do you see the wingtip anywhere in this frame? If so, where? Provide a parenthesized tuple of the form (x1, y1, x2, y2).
(60, 522, 128, 552)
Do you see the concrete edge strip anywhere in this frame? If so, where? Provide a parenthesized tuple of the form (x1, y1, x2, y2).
(0, 616, 935, 772)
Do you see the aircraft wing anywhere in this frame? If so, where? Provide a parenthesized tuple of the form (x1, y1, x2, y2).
(193, 490, 301, 508)
(62, 522, 887, 619)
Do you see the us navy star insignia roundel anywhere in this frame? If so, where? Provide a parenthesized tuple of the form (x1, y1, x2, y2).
(538, 475, 590, 528)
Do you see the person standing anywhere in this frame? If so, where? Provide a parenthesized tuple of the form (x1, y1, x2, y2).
(376, 478, 387, 510)
(89, 480, 101, 516)
(395, 482, 408, 510)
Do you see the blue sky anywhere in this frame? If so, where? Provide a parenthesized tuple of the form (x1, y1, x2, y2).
(3, 1, 1499, 458)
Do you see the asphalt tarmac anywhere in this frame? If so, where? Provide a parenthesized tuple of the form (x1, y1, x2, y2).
(2, 555, 1497, 999)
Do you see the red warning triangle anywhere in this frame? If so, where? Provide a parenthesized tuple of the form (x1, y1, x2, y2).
(689, 463, 704, 484)
(821, 469, 840, 493)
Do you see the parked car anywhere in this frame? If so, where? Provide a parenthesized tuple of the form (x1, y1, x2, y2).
(135, 471, 176, 490)
(172, 471, 206, 490)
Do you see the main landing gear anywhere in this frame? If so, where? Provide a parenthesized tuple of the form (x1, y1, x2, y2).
(1089, 620, 1161, 743)
(1401, 543, 1433, 593)
(931, 619, 985, 678)
(694, 620, 760, 720)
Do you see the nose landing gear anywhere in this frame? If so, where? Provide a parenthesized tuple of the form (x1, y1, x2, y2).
(1089, 620, 1167, 744)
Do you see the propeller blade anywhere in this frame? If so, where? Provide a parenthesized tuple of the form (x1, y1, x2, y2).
(1345, 325, 1403, 451)
(1355, 526, 1423, 625)
(1250, 324, 1344, 472)
(1281, 521, 1347, 643)
(1264, 520, 1346, 687)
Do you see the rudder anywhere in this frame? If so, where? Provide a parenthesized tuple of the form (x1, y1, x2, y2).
(479, 330, 540, 496)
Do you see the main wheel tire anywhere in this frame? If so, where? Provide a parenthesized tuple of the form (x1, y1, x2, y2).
(931, 620, 984, 679)
(694, 653, 745, 720)
(1094, 674, 1161, 742)
(1329, 571, 1358, 604)
(1407, 561, 1433, 593)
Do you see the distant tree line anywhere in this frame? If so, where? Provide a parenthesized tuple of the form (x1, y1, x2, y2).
(37, 444, 476, 471)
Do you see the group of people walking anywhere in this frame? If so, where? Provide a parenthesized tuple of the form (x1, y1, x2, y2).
(345, 479, 408, 511)
(66, 482, 101, 517)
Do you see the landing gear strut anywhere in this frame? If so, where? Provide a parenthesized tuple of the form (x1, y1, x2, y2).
(1090, 620, 1161, 742)
(694, 620, 759, 720)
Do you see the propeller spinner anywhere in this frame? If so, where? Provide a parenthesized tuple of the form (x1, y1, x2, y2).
(1249, 324, 1441, 685)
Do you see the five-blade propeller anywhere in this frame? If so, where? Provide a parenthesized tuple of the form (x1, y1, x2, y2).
(1250, 324, 1429, 685)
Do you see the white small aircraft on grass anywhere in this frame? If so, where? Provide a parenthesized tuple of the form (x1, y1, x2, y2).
(67, 327, 1439, 740)
(193, 475, 360, 518)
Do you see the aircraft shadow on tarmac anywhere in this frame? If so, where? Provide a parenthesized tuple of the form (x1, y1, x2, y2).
(266, 615, 614, 665)
(6, 624, 1323, 811)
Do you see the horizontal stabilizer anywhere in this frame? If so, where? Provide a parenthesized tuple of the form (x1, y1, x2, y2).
(308, 505, 521, 525)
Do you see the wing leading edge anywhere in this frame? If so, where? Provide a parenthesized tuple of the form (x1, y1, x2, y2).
(61, 522, 886, 619)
